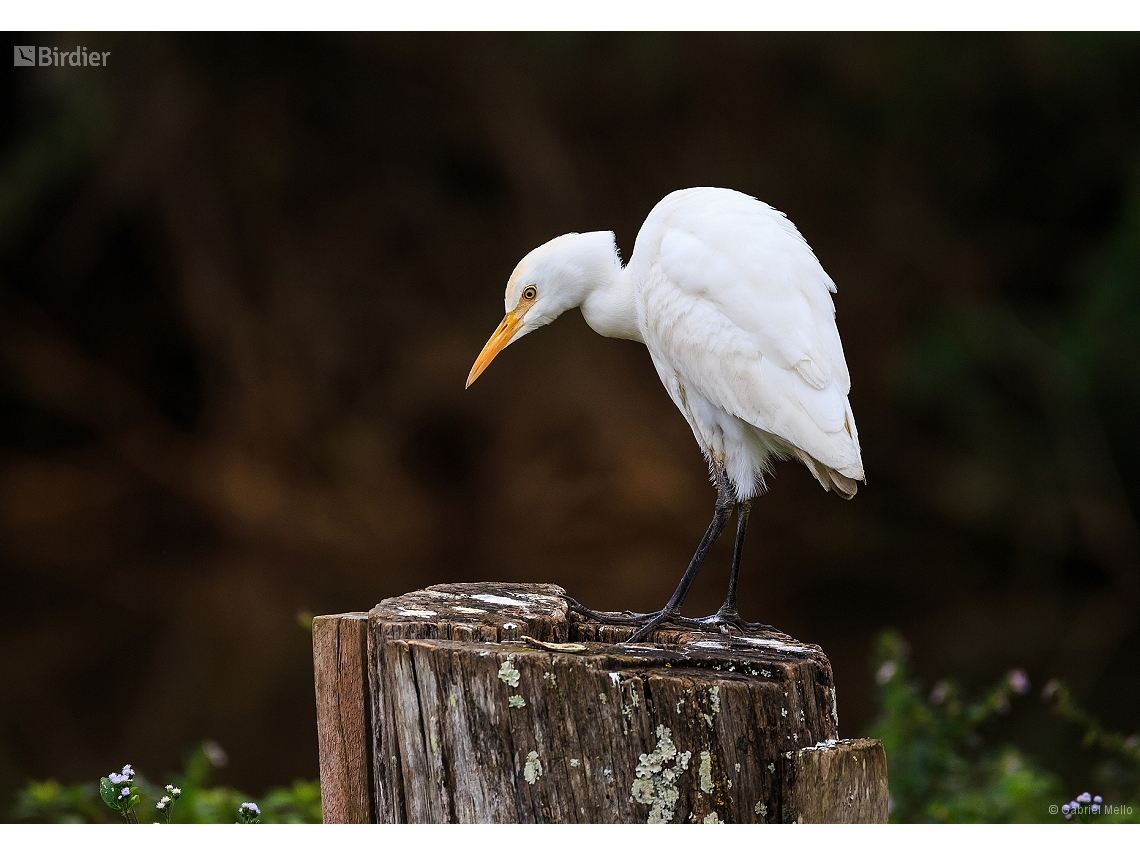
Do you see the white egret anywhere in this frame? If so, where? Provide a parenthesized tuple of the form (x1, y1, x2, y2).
(467, 187, 863, 642)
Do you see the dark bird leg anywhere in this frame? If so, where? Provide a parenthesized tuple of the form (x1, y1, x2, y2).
(717, 498, 751, 623)
(658, 496, 773, 634)
(566, 466, 774, 637)
(623, 472, 735, 643)
(693, 497, 774, 632)
(565, 462, 736, 641)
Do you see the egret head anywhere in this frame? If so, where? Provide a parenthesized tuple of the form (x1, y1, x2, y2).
(466, 231, 618, 387)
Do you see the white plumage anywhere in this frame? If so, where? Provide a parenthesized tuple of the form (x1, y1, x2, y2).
(632, 188, 863, 500)
(467, 187, 864, 637)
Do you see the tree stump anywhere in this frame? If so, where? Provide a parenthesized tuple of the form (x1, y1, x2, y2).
(313, 582, 887, 824)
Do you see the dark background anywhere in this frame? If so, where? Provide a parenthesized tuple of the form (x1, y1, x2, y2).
(2, 32, 1139, 805)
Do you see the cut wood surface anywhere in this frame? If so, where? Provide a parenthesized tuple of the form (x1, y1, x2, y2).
(315, 581, 888, 823)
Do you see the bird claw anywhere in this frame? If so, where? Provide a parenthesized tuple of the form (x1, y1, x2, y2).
(564, 596, 660, 626)
(668, 611, 777, 635)
(566, 596, 772, 642)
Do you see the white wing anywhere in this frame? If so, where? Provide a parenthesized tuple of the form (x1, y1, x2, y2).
(630, 188, 863, 481)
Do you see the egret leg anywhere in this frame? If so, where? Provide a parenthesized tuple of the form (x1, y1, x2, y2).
(717, 499, 752, 622)
(566, 463, 735, 630)
(567, 464, 771, 638)
(622, 465, 735, 643)
(671, 498, 775, 633)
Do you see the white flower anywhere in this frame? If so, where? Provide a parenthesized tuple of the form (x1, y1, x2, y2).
(108, 773, 126, 784)
(166, 785, 181, 797)
(157, 797, 170, 809)
(121, 764, 134, 778)
(240, 802, 260, 816)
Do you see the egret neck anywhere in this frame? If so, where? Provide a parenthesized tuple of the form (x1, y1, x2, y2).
(570, 233, 642, 343)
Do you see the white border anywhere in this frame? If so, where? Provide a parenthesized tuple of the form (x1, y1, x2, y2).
(5, 0, 1140, 32)
(0, 822, 1136, 851)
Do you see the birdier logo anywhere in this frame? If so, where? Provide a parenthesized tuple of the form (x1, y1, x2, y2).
(13, 45, 110, 67)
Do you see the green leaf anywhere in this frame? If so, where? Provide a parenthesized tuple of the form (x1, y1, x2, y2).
(99, 777, 121, 811)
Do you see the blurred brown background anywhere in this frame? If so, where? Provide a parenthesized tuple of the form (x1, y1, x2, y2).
(2, 33, 1140, 803)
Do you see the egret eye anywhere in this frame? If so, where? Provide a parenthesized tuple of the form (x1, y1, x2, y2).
(522, 286, 537, 302)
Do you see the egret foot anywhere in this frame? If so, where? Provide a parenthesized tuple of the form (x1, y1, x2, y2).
(622, 608, 775, 642)
(564, 596, 689, 640)
(566, 596, 772, 642)
(563, 595, 661, 627)
(667, 609, 776, 634)
(625, 610, 675, 643)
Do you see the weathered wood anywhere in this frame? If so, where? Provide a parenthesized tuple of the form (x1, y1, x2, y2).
(781, 738, 889, 823)
(327, 581, 889, 823)
(313, 612, 374, 823)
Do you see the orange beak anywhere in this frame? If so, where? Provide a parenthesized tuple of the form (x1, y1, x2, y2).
(466, 310, 524, 388)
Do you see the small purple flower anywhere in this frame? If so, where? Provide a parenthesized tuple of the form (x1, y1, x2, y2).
(1092, 804, 1100, 814)
(238, 801, 261, 823)
(120, 787, 131, 798)
(929, 681, 949, 704)
(1077, 792, 1091, 804)
(1094, 795, 1102, 804)
(1007, 669, 1029, 695)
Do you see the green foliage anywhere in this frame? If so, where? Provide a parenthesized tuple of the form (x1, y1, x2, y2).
(11, 780, 105, 824)
(871, 630, 1139, 823)
(870, 631, 1060, 822)
(1043, 680, 1140, 819)
(258, 780, 322, 823)
(9, 742, 321, 824)
(98, 776, 125, 811)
